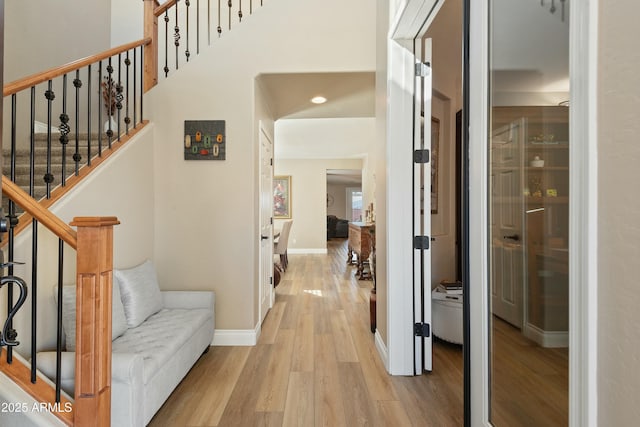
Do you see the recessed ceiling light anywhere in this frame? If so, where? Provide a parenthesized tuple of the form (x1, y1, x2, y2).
(311, 96, 327, 104)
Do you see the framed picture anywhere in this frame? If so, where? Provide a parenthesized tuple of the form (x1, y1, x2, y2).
(273, 175, 292, 218)
(431, 117, 440, 214)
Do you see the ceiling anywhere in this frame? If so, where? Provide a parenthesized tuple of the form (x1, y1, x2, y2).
(326, 169, 362, 185)
(258, 72, 375, 120)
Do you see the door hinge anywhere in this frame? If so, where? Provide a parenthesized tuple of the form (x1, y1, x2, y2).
(270, 276, 273, 285)
(270, 217, 273, 225)
(414, 322, 431, 337)
(415, 62, 431, 77)
(270, 158, 273, 166)
(413, 149, 430, 164)
(413, 235, 430, 250)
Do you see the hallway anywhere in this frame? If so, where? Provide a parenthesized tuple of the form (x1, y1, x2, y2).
(149, 239, 464, 426)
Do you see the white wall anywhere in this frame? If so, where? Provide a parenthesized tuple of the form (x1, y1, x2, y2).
(147, 0, 376, 331)
(0, 126, 156, 357)
(274, 159, 363, 252)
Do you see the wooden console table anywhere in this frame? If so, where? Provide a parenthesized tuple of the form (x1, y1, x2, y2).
(347, 222, 374, 280)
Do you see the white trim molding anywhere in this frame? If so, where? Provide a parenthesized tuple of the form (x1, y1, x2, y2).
(524, 324, 569, 348)
(212, 322, 261, 346)
(569, 0, 599, 425)
(468, 0, 491, 424)
(374, 330, 389, 371)
(287, 248, 327, 254)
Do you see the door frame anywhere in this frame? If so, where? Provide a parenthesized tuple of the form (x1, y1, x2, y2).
(385, 0, 444, 376)
(466, 0, 599, 426)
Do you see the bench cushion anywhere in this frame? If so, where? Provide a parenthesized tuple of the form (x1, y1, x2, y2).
(111, 308, 212, 384)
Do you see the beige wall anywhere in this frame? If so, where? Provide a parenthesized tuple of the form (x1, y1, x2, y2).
(375, 0, 390, 344)
(327, 183, 350, 219)
(274, 159, 363, 251)
(148, 0, 376, 331)
(425, 0, 463, 288)
(597, 0, 640, 423)
(2, 126, 156, 357)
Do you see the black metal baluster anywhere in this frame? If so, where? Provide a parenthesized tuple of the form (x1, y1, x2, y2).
(55, 238, 64, 403)
(87, 65, 93, 160)
(5, 95, 17, 364)
(133, 49, 138, 128)
(186, 0, 191, 62)
(164, 11, 170, 77)
(29, 87, 36, 196)
(125, 52, 131, 135)
(239, 0, 243, 22)
(31, 217, 38, 384)
(97, 62, 103, 159)
(117, 54, 123, 141)
(44, 81, 55, 199)
(74, 71, 84, 169)
(29, 86, 38, 374)
(218, 0, 222, 36)
(140, 47, 145, 121)
(175, 3, 181, 71)
(10, 94, 17, 185)
(59, 75, 69, 187)
(106, 58, 114, 149)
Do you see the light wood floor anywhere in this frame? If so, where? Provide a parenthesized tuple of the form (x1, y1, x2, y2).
(149, 239, 464, 426)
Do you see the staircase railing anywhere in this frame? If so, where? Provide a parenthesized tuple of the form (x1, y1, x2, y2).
(2, 39, 150, 237)
(143, 0, 266, 91)
(2, 177, 118, 426)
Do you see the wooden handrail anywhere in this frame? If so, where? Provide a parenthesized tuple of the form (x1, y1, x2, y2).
(3, 38, 152, 97)
(1, 176, 77, 248)
(154, 0, 178, 17)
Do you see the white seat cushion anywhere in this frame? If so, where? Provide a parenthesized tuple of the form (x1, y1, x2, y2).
(111, 308, 212, 384)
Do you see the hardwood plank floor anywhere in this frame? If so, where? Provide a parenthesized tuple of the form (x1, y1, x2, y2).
(150, 239, 464, 426)
(150, 238, 573, 426)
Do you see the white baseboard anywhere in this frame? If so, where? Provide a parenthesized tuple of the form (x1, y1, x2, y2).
(287, 248, 328, 254)
(523, 323, 569, 348)
(213, 322, 261, 346)
(374, 329, 389, 371)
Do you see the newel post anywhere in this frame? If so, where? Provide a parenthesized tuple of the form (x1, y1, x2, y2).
(71, 217, 120, 427)
(143, 0, 159, 91)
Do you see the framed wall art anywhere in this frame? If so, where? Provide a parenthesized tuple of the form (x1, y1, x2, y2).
(273, 175, 292, 219)
(184, 120, 226, 160)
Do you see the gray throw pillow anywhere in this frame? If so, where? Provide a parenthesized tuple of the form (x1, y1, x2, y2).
(114, 260, 164, 328)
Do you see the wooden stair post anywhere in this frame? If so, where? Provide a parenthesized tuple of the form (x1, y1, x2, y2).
(143, 0, 159, 92)
(70, 216, 120, 427)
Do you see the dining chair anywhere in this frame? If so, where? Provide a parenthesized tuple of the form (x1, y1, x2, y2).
(274, 220, 293, 272)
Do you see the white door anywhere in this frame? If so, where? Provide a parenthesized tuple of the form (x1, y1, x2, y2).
(413, 38, 433, 373)
(259, 125, 274, 323)
(490, 121, 525, 328)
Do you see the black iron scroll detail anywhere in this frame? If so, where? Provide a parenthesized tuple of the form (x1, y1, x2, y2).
(0, 274, 28, 350)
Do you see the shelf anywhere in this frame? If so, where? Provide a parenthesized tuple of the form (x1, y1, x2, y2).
(526, 166, 569, 171)
(526, 196, 569, 205)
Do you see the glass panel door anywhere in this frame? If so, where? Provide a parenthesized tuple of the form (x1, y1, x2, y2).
(488, 0, 570, 425)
